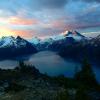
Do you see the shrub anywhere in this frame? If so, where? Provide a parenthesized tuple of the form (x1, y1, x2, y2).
(75, 59, 97, 87)
(5, 81, 26, 92)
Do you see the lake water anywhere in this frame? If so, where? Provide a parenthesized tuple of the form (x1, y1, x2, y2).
(0, 51, 100, 82)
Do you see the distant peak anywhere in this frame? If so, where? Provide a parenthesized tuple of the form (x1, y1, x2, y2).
(72, 31, 78, 34)
(1, 36, 15, 39)
(63, 31, 73, 36)
(62, 30, 86, 41)
(16, 36, 24, 40)
(16, 36, 21, 39)
(64, 30, 84, 36)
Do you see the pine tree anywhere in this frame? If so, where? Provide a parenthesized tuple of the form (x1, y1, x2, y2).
(75, 59, 97, 86)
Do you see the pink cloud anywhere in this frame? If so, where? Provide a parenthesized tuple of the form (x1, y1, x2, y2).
(9, 17, 39, 25)
(50, 19, 100, 31)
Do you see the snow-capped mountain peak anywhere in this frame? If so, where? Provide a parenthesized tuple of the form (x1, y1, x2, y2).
(0, 36, 28, 48)
(0, 36, 38, 58)
(28, 37, 41, 45)
(27, 30, 86, 46)
(0, 36, 16, 47)
(64, 31, 86, 41)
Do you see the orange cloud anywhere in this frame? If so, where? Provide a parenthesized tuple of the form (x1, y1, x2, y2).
(11, 30, 35, 38)
(0, 26, 35, 38)
(46, 20, 65, 29)
(0, 27, 15, 37)
(9, 17, 38, 25)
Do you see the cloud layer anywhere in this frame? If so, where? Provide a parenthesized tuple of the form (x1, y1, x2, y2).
(0, 0, 100, 38)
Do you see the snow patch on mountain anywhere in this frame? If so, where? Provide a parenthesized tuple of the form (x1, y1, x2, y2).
(0, 36, 27, 48)
(83, 31, 100, 38)
(28, 37, 41, 44)
(27, 31, 86, 45)
(64, 31, 86, 41)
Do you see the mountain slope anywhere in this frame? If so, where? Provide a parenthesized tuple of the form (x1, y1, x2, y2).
(28, 31, 86, 51)
(0, 36, 38, 59)
(64, 31, 86, 41)
(58, 34, 100, 64)
(47, 31, 86, 51)
(27, 37, 41, 45)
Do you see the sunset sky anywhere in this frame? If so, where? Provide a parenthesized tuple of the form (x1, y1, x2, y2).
(0, 0, 100, 38)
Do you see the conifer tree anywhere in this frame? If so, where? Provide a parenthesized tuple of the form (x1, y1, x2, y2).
(75, 59, 97, 86)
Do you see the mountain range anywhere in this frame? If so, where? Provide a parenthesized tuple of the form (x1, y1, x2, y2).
(27, 31, 86, 50)
(0, 36, 37, 59)
(0, 30, 100, 64)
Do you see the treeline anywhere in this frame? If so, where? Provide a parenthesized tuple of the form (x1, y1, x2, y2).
(0, 60, 100, 100)
(0, 61, 40, 82)
(48, 59, 100, 100)
(0, 62, 41, 92)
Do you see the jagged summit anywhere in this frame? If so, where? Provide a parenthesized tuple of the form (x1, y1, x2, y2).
(28, 37, 41, 45)
(64, 31, 86, 40)
(0, 36, 37, 58)
(16, 36, 22, 40)
(0, 36, 16, 47)
(27, 30, 86, 46)
(0, 36, 35, 48)
(0, 30, 86, 49)
(64, 31, 84, 37)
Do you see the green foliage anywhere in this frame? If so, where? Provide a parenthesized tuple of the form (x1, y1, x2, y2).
(0, 69, 20, 81)
(75, 86, 91, 100)
(0, 60, 100, 100)
(52, 75, 68, 88)
(0, 61, 40, 82)
(75, 59, 97, 87)
(56, 90, 70, 100)
(14, 61, 40, 78)
(52, 75, 79, 89)
(5, 81, 26, 93)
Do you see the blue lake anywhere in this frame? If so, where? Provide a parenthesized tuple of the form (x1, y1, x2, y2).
(0, 51, 100, 82)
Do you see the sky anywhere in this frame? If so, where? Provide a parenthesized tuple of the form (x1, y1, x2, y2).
(0, 0, 100, 38)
